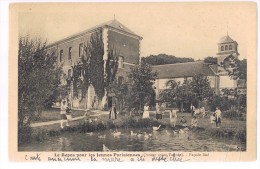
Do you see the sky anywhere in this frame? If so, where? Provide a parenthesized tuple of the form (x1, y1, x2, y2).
(17, 2, 257, 60)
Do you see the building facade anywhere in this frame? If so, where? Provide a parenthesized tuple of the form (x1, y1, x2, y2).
(216, 35, 240, 92)
(152, 61, 218, 98)
(153, 34, 242, 98)
(46, 19, 142, 109)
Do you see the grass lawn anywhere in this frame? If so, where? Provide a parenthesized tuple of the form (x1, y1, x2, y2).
(33, 108, 86, 122)
(26, 109, 246, 147)
(33, 109, 246, 130)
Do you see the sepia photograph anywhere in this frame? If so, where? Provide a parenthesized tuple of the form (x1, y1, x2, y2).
(8, 2, 257, 162)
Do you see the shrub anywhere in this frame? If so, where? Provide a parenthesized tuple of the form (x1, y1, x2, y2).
(18, 125, 32, 144)
(223, 109, 243, 120)
(96, 122, 107, 131)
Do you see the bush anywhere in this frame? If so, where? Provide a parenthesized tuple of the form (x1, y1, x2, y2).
(208, 95, 231, 111)
(18, 125, 32, 144)
(223, 109, 243, 120)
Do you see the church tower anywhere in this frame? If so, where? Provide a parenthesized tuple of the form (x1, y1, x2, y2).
(216, 35, 239, 65)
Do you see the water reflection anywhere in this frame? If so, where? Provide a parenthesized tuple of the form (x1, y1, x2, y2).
(19, 128, 245, 152)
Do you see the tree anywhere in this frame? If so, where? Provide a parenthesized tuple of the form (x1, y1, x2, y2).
(204, 56, 218, 64)
(221, 55, 247, 81)
(126, 63, 157, 110)
(159, 79, 194, 112)
(190, 74, 214, 106)
(69, 31, 120, 109)
(141, 54, 194, 65)
(18, 36, 62, 143)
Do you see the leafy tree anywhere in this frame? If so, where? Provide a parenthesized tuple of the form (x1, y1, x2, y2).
(69, 31, 119, 109)
(204, 56, 218, 64)
(126, 63, 157, 110)
(87, 31, 105, 100)
(142, 54, 194, 65)
(221, 55, 247, 81)
(190, 74, 214, 105)
(18, 36, 62, 143)
(159, 79, 194, 112)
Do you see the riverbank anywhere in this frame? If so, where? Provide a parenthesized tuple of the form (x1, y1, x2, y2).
(23, 110, 246, 150)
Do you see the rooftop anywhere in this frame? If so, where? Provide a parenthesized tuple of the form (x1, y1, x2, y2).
(152, 61, 217, 79)
(219, 35, 236, 44)
(47, 19, 142, 48)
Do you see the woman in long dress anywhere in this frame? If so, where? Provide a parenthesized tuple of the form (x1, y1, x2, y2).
(142, 104, 150, 118)
(60, 99, 67, 128)
(170, 108, 178, 127)
(109, 103, 117, 120)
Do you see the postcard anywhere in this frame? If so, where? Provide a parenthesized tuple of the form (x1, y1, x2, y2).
(9, 2, 257, 162)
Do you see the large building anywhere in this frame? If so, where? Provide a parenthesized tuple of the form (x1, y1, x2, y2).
(153, 34, 242, 98)
(46, 19, 142, 109)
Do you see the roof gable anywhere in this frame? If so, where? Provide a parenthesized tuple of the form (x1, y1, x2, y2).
(47, 19, 141, 48)
(219, 35, 236, 44)
(152, 61, 217, 79)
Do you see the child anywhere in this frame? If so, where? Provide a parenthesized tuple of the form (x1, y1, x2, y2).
(65, 102, 72, 126)
(180, 116, 187, 127)
(60, 100, 67, 128)
(210, 112, 216, 127)
(170, 108, 178, 127)
(191, 116, 198, 128)
(215, 107, 222, 128)
(84, 109, 92, 123)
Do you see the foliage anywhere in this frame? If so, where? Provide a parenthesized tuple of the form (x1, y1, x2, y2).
(207, 88, 246, 114)
(207, 95, 230, 112)
(141, 54, 194, 66)
(159, 74, 213, 111)
(159, 79, 194, 111)
(204, 56, 218, 64)
(222, 109, 245, 120)
(221, 55, 247, 81)
(190, 74, 214, 102)
(18, 36, 62, 143)
(126, 62, 157, 110)
(105, 45, 120, 89)
(69, 31, 119, 104)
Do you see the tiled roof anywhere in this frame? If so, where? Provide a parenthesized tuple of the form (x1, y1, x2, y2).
(152, 61, 217, 79)
(47, 19, 141, 47)
(219, 35, 235, 43)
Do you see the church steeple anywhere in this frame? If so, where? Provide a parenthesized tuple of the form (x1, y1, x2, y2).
(216, 34, 239, 65)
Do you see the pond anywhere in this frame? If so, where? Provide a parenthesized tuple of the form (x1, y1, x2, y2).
(19, 128, 245, 152)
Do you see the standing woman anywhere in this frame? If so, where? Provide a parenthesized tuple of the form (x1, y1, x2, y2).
(190, 103, 195, 117)
(65, 101, 72, 126)
(215, 107, 222, 128)
(109, 102, 117, 120)
(142, 103, 150, 118)
(155, 102, 162, 120)
(170, 108, 178, 127)
(60, 100, 67, 128)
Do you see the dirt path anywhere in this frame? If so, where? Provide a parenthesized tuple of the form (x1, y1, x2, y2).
(31, 110, 110, 128)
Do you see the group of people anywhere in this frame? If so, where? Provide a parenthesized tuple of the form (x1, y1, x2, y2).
(210, 107, 222, 128)
(60, 99, 72, 128)
(142, 102, 222, 129)
(179, 115, 198, 128)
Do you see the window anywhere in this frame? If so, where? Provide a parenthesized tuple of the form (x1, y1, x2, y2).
(118, 56, 124, 68)
(68, 69, 72, 78)
(229, 45, 232, 50)
(225, 45, 228, 50)
(51, 52, 56, 57)
(79, 43, 84, 57)
(221, 46, 224, 51)
(60, 50, 63, 62)
(68, 47, 72, 60)
(118, 76, 124, 85)
(79, 67, 82, 77)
